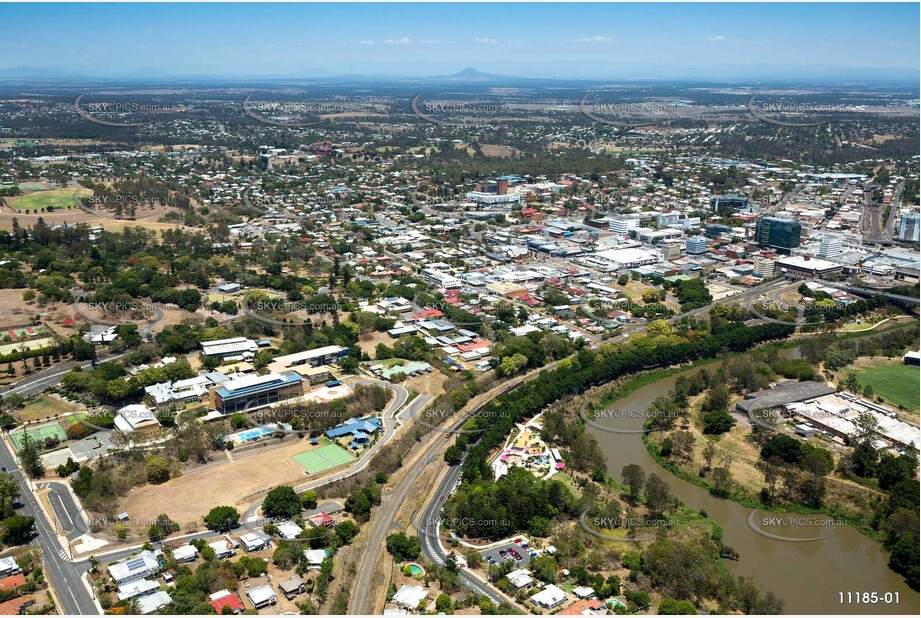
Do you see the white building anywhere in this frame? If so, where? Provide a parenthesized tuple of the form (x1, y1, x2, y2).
(393, 585, 429, 610)
(685, 235, 708, 255)
(108, 551, 160, 585)
(898, 211, 920, 242)
(753, 256, 776, 278)
(818, 236, 843, 260)
(172, 545, 198, 564)
(530, 583, 568, 609)
(137, 591, 172, 615)
(246, 585, 277, 609)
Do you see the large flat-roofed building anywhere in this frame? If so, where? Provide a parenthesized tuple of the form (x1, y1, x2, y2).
(266, 346, 348, 373)
(200, 337, 259, 359)
(594, 247, 659, 270)
(212, 372, 303, 414)
(776, 255, 842, 279)
(420, 268, 463, 290)
(755, 217, 801, 251)
(735, 381, 837, 415)
(710, 195, 750, 212)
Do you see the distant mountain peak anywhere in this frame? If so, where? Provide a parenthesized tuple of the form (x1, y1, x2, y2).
(449, 67, 492, 78)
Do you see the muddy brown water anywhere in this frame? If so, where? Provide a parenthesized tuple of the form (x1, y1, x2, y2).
(587, 361, 919, 614)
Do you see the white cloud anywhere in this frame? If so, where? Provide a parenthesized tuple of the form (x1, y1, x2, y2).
(575, 36, 615, 44)
(418, 39, 446, 45)
(359, 40, 375, 46)
(706, 35, 726, 42)
(474, 37, 498, 45)
(383, 37, 411, 45)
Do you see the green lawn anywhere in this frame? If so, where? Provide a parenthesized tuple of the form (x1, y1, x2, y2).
(853, 361, 920, 412)
(14, 396, 73, 423)
(6, 187, 88, 211)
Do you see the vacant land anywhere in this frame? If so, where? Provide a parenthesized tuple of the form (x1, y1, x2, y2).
(117, 437, 349, 528)
(852, 358, 920, 412)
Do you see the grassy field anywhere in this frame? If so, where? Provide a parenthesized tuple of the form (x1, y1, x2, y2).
(6, 187, 90, 212)
(14, 396, 73, 423)
(853, 360, 920, 412)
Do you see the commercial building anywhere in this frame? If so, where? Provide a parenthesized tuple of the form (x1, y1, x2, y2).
(776, 255, 842, 279)
(898, 211, 920, 242)
(685, 235, 708, 255)
(710, 195, 750, 211)
(420, 268, 463, 290)
(211, 372, 303, 414)
(753, 256, 775, 278)
(755, 217, 801, 251)
(200, 337, 259, 359)
(818, 236, 843, 260)
(266, 346, 349, 373)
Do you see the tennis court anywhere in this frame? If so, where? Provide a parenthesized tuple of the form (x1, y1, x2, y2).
(11, 422, 67, 450)
(292, 444, 355, 474)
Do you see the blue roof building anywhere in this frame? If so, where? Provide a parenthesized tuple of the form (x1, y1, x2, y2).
(326, 416, 382, 439)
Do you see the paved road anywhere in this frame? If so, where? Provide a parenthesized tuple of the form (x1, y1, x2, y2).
(348, 377, 525, 615)
(0, 440, 98, 614)
(417, 455, 509, 607)
(5, 352, 130, 399)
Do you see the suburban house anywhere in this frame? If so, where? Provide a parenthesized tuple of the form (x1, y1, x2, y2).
(108, 551, 161, 585)
(279, 574, 306, 600)
(116, 579, 161, 601)
(0, 596, 33, 615)
(172, 545, 198, 564)
(246, 585, 277, 609)
(392, 585, 429, 610)
(306, 512, 334, 528)
(239, 531, 271, 552)
(137, 591, 172, 615)
(303, 548, 328, 568)
(208, 537, 237, 559)
(531, 584, 568, 609)
(209, 590, 245, 614)
(0, 556, 20, 577)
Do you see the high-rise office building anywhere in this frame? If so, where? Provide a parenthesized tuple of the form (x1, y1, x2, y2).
(755, 217, 801, 251)
(898, 212, 920, 242)
(818, 236, 843, 259)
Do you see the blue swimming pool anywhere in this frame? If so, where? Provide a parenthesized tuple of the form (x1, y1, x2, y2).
(237, 426, 275, 441)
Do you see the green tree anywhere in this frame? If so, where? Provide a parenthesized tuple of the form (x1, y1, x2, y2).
(263, 486, 301, 520)
(621, 464, 646, 504)
(2, 514, 35, 545)
(204, 506, 240, 531)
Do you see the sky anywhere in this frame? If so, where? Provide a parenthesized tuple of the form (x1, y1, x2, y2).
(0, 2, 917, 80)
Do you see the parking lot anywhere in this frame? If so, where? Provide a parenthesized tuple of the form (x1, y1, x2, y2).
(480, 538, 535, 568)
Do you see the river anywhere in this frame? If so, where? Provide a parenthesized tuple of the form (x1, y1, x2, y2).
(586, 362, 920, 615)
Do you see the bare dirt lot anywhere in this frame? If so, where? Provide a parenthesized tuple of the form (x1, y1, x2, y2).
(117, 437, 337, 529)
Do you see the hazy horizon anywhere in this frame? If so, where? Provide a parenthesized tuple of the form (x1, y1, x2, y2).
(0, 2, 918, 82)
